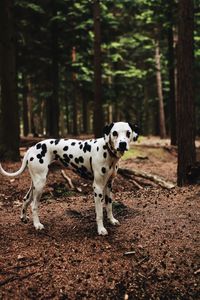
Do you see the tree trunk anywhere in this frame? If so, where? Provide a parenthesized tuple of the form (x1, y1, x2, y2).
(93, 0, 103, 138)
(72, 47, 78, 136)
(82, 91, 88, 133)
(27, 79, 34, 135)
(0, 0, 20, 161)
(155, 39, 167, 139)
(22, 75, 29, 137)
(177, 0, 195, 186)
(167, 0, 177, 146)
(46, 2, 60, 137)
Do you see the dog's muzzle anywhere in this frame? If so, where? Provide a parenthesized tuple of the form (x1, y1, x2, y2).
(117, 142, 127, 152)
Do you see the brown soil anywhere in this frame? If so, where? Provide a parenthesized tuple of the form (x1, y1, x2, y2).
(0, 139, 199, 299)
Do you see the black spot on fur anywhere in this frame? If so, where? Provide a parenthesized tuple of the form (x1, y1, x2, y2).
(63, 154, 70, 163)
(55, 139, 60, 145)
(50, 140, 54, 144)
(71, 142, 76, 146)
(103, 152, 107, 158)
(76, 166, 93, 180)
(36, 143, 41, 149)
(95, 193, 97, 197)
(71, 162, 78, 169)
(37, 154, 42, 159)
(69, 154, 73, 159)
(53, 150, 57, 154)
(39, 159, 44, 164)
(97, 147, 99, 151)
(60, 158, 69, 167)
(79, 156, 84, 163)
(80, 144, 83, 150)
(83, 142, 91, 153)
(105, 195, 112, 204)
(90, 157, 93, 174)
(42, 144, 47, 152)
(63, 146, 68, 151)
(103, 145, 107, 150)
(99, 194, 102, 198)
(102, 167, 106, 174)
(75, 157, 79, 164)
(30, 157, 34, 161)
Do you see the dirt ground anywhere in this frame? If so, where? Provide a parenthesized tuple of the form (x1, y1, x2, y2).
(0, 137, 199, 299)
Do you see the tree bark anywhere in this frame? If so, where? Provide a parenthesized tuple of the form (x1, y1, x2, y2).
(0, 0, 20, 161)
(167, 0, 177, 145)
(72, 47, 78, 136)
(155, 39, 167, 139)
(177, 0, 196, 186)
(82, 90, 88, 133)
(93, 0, 103, 138)
(46, 1, 60, 137)
(22, 75, 29, 137)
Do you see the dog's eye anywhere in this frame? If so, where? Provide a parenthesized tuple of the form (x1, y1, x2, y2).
(112, 131, 118, 137)
(126, 131, 131, 138)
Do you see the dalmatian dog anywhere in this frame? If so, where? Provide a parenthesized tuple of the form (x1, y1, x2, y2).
(0, 122, 139, 235)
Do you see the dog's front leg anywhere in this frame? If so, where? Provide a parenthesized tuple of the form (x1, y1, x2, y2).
(105, 179, 120, 226)
(93, 179, 108, 236)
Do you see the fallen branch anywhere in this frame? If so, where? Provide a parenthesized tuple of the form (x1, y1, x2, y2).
(61, 170, 75, 189)
(0, 272, 36, 287)
(194, 268, 200, 275)
(5, 261, 40, 271)
(124, 251, 136, 256)
(61, 170, 82, 192)
(118, 168, 175, 189)
(135, 256, 149, 266)
(129, 179, 143, 189)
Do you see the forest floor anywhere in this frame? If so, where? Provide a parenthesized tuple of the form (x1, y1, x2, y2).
(0, 137, 199, 299)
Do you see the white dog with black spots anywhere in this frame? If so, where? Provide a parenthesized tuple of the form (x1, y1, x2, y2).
(0, 122, 139, 235)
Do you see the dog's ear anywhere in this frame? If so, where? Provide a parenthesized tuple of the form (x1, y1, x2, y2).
(103, 122, 114, 136)
(128, 123, 139, 141)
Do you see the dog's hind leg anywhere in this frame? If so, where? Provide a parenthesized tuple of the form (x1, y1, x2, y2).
(20, 183, 33, 223)
(30, 171, 47, 230)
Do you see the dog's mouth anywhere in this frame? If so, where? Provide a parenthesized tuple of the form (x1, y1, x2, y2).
(117, 142, 128, 154)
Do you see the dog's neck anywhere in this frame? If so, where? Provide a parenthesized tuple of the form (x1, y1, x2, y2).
(105, 142, 122, 160)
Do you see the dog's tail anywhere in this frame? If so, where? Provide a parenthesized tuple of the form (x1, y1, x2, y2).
(0, 151, 29, 177)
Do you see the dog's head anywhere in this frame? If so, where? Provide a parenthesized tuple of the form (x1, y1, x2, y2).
(103, 122, 139, 157)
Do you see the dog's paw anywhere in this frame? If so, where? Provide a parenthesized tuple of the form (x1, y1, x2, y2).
(34, 223, 45, 230)
(98, 226, 108, 236)
(20, 216, 29, 224)
(109, 217, 120, 226)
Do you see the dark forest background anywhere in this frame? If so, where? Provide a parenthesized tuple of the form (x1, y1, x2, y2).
(0, 0, 199, 185)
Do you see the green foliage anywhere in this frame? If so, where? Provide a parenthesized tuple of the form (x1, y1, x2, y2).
(14, 0, 200, 135)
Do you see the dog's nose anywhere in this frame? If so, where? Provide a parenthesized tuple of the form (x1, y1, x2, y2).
(118, 142, 127, 151)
